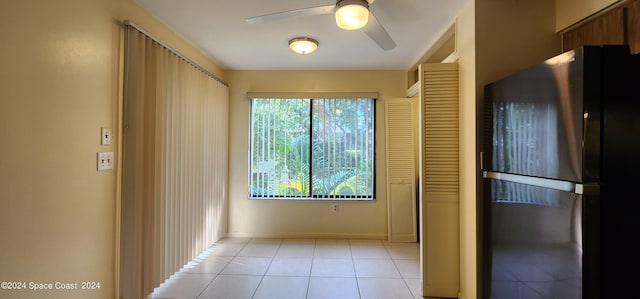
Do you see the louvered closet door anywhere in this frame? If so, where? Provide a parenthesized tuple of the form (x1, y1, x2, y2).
(385, 98, 417, 243)
(420, 62, 459, 297)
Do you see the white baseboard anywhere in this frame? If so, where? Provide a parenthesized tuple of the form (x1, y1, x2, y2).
(224, 231, 388, 240)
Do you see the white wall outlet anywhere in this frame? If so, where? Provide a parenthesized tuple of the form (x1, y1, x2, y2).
(101, 127, 112, 145)
(331, 204, 339, 213)
(97, 152, 114, 171)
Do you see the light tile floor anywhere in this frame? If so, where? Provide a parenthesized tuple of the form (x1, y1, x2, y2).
(150, 238, 423, 299)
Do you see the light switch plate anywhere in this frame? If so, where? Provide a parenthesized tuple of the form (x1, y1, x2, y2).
(101, 127, 112, 145)
(97, 152, 114, 171)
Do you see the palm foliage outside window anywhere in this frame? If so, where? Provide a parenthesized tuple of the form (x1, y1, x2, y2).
(250, 97, 375, 200)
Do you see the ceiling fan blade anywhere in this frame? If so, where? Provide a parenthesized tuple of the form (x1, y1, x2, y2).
(362, 12, 397, 51)
(245, 5, 335, 24)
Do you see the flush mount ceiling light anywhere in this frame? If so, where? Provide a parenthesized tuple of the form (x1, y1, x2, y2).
(289, 37, 319, 54)
(334, 0, 370, 30)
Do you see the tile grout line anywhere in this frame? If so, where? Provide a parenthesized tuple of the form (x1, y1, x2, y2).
(389, 249, 415, 298)
(250, 238, 282, 299)
(385, 241, 419, 298)
(211, 239, 250, 299)
(305, 239, 318, 299)
(349, 239, 364, 299)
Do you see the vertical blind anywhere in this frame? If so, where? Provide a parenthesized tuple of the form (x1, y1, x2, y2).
(121, 23, 229, 298)
(249, 97, 375, 199)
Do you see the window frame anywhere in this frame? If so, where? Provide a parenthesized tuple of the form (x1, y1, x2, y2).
(247, 92, 377, 201)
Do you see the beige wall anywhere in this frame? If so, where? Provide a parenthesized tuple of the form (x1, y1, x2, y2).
(475, 0, 560, 88)
(226, 70, 406, 239)
(455, 2, 477, 299)
(0, 1, 223, 298)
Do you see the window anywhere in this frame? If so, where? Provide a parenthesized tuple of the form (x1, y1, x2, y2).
(250, 97, 375, 200)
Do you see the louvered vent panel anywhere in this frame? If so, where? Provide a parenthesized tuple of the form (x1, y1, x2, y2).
(386, 102, 415, 180)
(423, 64, 459, 193)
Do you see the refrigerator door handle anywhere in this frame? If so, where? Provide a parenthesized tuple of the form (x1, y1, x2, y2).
(483, 171, 599, 195)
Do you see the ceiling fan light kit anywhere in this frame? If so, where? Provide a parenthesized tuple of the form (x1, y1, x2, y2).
(289, 37, 319, 54)
(334, 0, 370, 30)
(245, 0, 396, 51)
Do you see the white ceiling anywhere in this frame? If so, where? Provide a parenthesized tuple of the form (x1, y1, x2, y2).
(134, 0, 469, 70)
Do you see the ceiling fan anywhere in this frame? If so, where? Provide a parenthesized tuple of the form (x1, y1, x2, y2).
(245, 0, 397, 51)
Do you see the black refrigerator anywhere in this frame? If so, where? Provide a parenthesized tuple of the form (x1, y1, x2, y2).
(481, 45, 640, 299)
